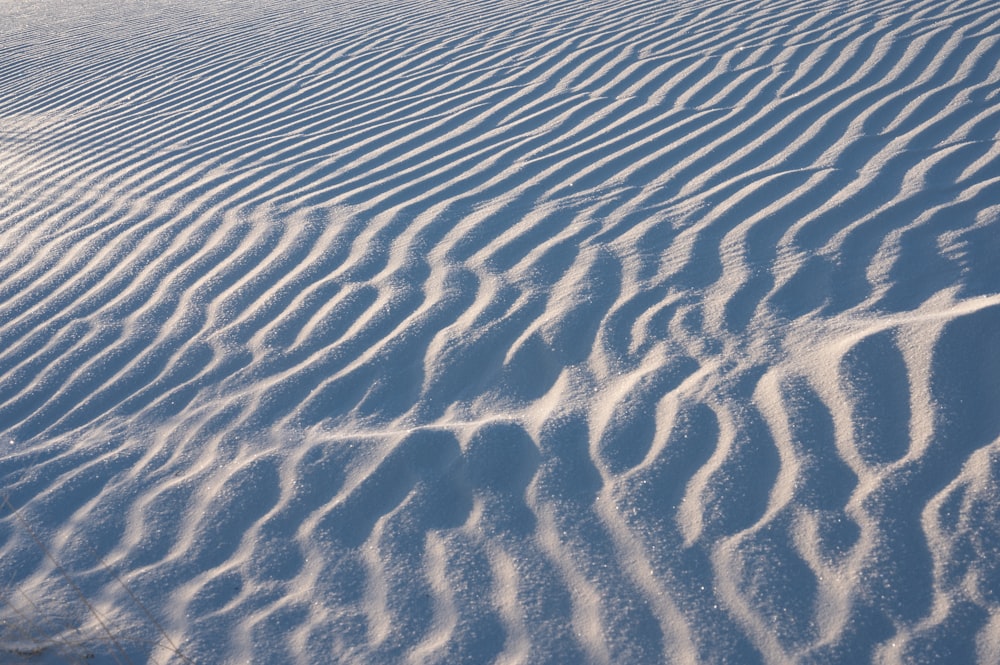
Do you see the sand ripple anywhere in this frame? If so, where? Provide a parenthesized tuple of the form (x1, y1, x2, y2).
(2, 0, 999, 662)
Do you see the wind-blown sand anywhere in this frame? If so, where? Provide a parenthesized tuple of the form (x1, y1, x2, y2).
(2, 0, 999, 662)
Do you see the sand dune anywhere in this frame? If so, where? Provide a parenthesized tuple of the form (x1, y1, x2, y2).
(2, 0, 999, 662)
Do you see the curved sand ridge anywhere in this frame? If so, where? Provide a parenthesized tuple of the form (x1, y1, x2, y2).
(2, 0, 999, 662)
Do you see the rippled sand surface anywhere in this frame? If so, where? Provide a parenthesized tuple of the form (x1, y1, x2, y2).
(2, 0, 999, 662)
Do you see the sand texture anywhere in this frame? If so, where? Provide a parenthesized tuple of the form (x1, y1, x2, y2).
(2, 0, 1000, 662)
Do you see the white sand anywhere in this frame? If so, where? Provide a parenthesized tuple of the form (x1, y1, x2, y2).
(2, 0, 999, 662)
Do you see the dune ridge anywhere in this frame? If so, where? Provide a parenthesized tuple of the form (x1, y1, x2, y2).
(2, 0, 999, 662)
